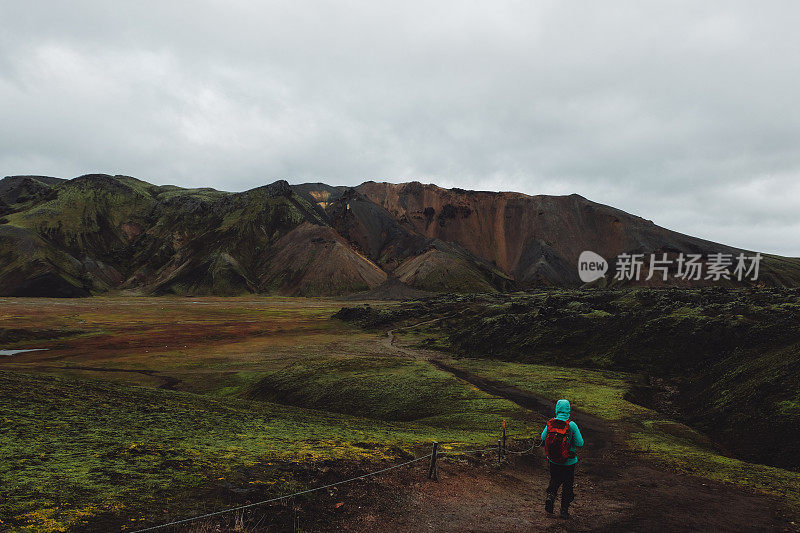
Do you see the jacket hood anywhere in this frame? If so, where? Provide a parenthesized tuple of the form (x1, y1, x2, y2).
(555, 399, 571, 421)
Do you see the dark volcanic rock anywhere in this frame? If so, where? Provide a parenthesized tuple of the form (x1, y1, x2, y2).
(9, 272, 90, 297)
(0, 175, 60, 205)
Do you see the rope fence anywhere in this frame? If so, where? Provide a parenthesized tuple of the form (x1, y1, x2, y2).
(130, 454, 433, 532)
(507, 441, 541, 455)
(130, 428, 542, 532)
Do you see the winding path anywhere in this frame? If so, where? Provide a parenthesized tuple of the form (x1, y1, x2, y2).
(362, 329, 798, 532)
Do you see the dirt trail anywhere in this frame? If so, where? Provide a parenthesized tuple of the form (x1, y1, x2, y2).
(354, 331, 799, 532)
(387, 330, 610, 449)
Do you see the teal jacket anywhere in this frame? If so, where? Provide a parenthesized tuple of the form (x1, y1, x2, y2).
(540, 399, 584, 466)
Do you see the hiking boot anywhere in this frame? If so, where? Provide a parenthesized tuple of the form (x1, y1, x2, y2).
(559, 506, 570, 519)
(545, 494, 555, 515)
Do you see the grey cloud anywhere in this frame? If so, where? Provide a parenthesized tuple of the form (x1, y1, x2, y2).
(1, 1, 798, 255)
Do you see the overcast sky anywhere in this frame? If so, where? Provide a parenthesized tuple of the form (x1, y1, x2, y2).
(1, 2, 798, 255)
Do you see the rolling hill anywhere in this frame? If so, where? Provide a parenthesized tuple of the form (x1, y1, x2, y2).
(1, 174, 798, 296)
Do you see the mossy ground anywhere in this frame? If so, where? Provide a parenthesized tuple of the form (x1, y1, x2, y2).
(359, 289, 800, 469)
(0, 297, 531, 531)
(1, 369, 516, 532)
(421, 356, 800, 510)
(4, 292, 799, 530)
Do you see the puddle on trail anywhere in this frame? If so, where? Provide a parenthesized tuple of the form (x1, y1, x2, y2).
(1, 348, 49, 356)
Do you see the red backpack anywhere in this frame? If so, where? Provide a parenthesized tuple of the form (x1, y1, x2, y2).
(544, 418, 575, 463)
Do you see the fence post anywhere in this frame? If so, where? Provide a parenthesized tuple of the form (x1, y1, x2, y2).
(428, 441, 439, 481)
(497, 439, 502, 465)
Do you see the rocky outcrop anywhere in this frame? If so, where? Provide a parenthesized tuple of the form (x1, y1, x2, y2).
(260, 223, 387, 296)
(356, 181, 769, 287)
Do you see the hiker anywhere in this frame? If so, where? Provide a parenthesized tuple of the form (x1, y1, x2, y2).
(540, 399, 584, 519)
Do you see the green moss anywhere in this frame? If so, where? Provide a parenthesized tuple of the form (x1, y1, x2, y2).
(630, 424, 800, 509)
(154, 186, 230, 203)
(15, 178, 154, 245)
(580, 309, 612, 319)
(446, 358, 650, 421)
(374, 289, 800, 467)
(439, 357, 800, 511)
(0, 369, 512, 531)
(777, 400, 800, 417)
(405, 260, 499, 294)
(248, 354, 537, 431)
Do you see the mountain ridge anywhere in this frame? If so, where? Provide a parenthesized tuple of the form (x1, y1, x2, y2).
(1, 173, 798, 296)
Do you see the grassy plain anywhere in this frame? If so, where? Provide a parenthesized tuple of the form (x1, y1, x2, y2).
(0, 297, 535, 531)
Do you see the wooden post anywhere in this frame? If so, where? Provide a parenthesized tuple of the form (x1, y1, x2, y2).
(291, 497, 298, 533)
(428, 441, 439, 481)
(497, 439, 502, 465)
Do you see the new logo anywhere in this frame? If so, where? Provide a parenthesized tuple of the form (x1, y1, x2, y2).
(578, 251, 608, 283)
(577, 250, 761, 283)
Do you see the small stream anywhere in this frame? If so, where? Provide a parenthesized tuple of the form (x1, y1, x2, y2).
(1, 348, 48, 356)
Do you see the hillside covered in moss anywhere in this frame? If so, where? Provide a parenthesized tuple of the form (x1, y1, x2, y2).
(2, 174, 799, 297)
(336, 288, 800, 470)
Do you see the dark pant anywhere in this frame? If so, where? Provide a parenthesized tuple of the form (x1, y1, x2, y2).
(546, 462, 575, 507)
